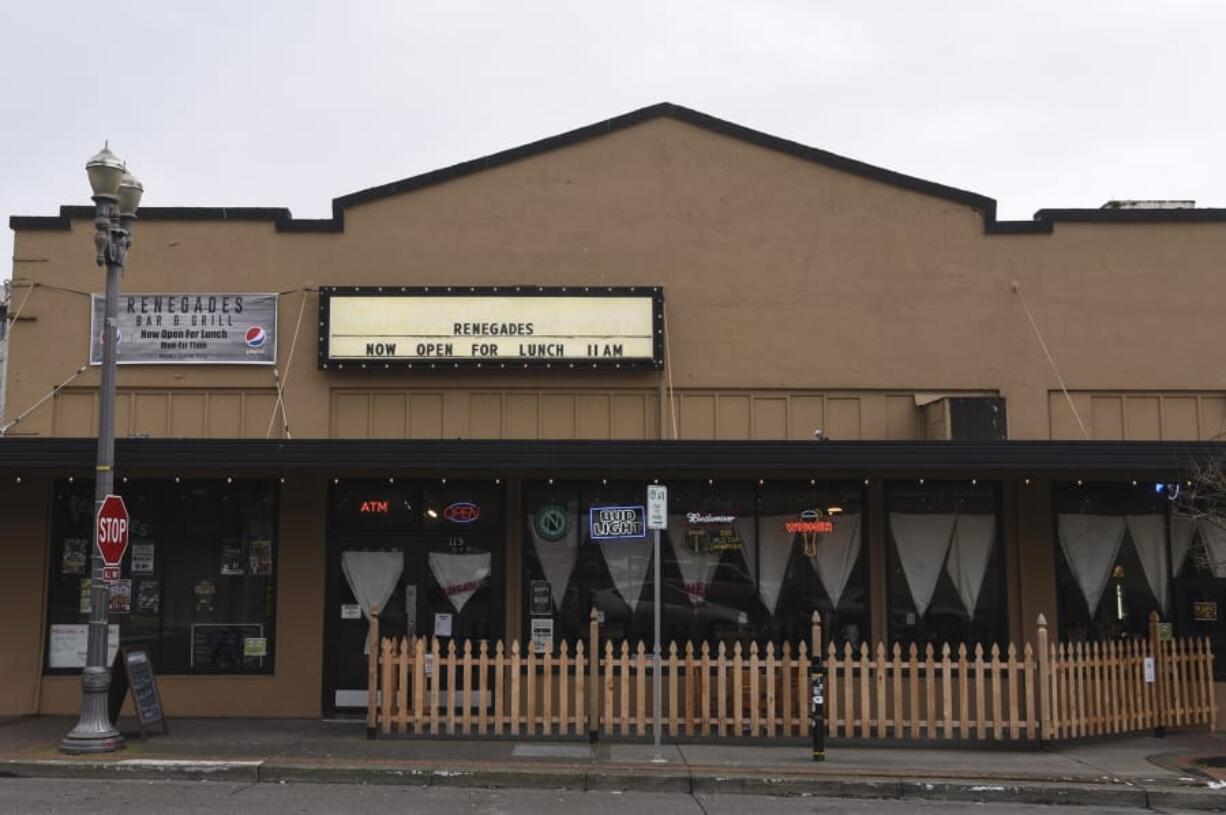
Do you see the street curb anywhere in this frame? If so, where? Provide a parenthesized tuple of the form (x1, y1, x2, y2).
(0, 758, 260, 784)
(2, 757, 1224, 810)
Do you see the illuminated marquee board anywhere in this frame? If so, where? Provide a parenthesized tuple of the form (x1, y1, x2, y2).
(318, 286, 664, 370)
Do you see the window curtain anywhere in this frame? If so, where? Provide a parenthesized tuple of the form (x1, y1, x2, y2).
(889, 512, 957, 617)
(1197, 520, 1226, 578)
(527, 499, 579, 612)
(806, 513, 862, 610)
(1125, 514, 1168, 614)
(428, 552, 491, 614)
(1057, 514, 1126, 616)
(944, 514, 996, 619)
(341, 550, 404, 654)
(1170, 514, 1196, 578)
(733, 516, 759, 587)
(600, 537, 654, 611)
(756, 517, 796, 615)
(668, 514, 723, 607)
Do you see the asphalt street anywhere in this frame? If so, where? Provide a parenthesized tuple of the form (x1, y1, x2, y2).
(0, 779, 1207, 815)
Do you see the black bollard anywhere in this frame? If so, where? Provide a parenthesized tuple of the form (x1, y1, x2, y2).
(810, 658, 826, 761)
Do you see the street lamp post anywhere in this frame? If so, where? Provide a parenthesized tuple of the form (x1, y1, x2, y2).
(60, 144, 142, 754)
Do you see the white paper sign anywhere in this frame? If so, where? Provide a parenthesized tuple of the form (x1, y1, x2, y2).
(434, 613, 453, 637)
(48, 624, 120, 668)
(531, 618, 554, 654)
(647, 485, 668, 530)
(131, 543, 155, 575)
(1143, 656, 1156, 684)
(340, 604, 362, 620)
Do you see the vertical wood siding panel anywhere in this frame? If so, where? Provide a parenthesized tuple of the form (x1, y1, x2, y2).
(715, 395, 751, 440)
(332, 393, 371, 439)
(408, 393, 445, 439)
(576, 394, 612, 439)
(788, 396, 824, 440)
(370, 393, 408, 438)
(751, 397, 788, 440)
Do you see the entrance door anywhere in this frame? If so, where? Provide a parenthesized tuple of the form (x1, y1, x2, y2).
(323, 480, 505, 717)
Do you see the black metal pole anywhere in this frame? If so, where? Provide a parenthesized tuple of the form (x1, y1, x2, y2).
(811, 656, 826, 761)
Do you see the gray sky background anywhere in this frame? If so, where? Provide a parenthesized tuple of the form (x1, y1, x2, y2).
(3, 1, 1224, 282)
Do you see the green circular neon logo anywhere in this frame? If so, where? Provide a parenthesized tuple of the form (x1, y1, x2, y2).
(533, 504, 569, 541)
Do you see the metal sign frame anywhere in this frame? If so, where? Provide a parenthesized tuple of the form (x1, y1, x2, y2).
(317, 285, 664, 371)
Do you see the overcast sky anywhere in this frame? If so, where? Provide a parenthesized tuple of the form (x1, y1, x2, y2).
(3, 1, 1224, 282)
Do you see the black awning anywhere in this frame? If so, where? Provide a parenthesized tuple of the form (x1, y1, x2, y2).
(0, 437, 1221, 477)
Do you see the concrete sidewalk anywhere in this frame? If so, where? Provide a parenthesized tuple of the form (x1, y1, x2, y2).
(2, 716, 1226, 810)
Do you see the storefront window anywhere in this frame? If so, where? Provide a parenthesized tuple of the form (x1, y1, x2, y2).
(46, 479, 278, 675)
(886, 480, 1005, 647)
(758, 480, 868, 649)
(1054, 482, 1168, 642)
(522, 479, 867, 649)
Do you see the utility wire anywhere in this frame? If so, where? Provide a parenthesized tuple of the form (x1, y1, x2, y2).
(1013, 281, 1090, 439)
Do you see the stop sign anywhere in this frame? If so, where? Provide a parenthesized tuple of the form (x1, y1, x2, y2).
(96, 494, 130, 567)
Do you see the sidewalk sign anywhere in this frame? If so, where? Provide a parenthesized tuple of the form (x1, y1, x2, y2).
(108, 644, 168, 740)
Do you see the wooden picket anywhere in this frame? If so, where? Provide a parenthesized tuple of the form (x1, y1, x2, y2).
(365, 607, 1216, 742)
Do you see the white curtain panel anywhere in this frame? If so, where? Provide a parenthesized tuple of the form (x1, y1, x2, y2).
(1125, 514, 1168, 614)
(1197, 520, 1226, 579)
(889, 513, 957, 618)
(527, 499, 579, 612)
(341, 550, 404, 655)
(757, 516, 797, 615)
(669, 514, 722, 607)
(428, 552, 491, 614)
(1057, 514, 1126, 616)
(733, 516, 758, 583)
(600, 537, 654, 611)
(806, 513, 862, 611)
(1169, 514, 1196, 578)
(944, 514, 996, 620)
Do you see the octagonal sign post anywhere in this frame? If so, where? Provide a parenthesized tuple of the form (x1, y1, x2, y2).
(97, 494, 130, 575)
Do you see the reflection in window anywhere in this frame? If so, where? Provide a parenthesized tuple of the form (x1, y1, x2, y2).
(886, 480, 1005, 646)
(1054, 482, 1166, 641)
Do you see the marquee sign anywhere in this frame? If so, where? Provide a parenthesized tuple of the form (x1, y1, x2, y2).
(317, 286, 663, 370)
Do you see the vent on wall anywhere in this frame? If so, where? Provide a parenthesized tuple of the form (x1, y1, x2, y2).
(923, 397, 1007, 441)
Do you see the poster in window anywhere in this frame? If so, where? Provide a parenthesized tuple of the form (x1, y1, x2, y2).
(531, 618, 554, 655)
(135, 580, 160, 614)
(247, 540, 272, 576)
(243, 636, 268, 658)
(194, 579, 216, 613)
(530, 580, 552, 616)
(79, 579, 92, 614)
(1193, 601, 1218, 622)
(107, 579, 132, 614)
(48, 623, 120, 668)
(131, 543, 156, 575)
(220, 542, 245, 575)
(61, 538, 88, 575)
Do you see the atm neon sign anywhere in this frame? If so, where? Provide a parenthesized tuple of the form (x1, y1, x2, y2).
(359, 500, 390, 514)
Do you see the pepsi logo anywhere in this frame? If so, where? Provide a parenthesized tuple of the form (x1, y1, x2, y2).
(443, 501, 480, 524)
(245, 326, 268, 348)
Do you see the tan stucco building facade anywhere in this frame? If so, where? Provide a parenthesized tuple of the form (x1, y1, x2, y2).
(4, 103, 1225, 723)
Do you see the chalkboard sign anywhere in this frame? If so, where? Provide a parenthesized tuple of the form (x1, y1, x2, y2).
(108, 645, 168, 740)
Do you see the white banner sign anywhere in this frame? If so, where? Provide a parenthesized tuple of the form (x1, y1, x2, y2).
(91, 293, 277, 365)
(319, 287, 662, 368)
